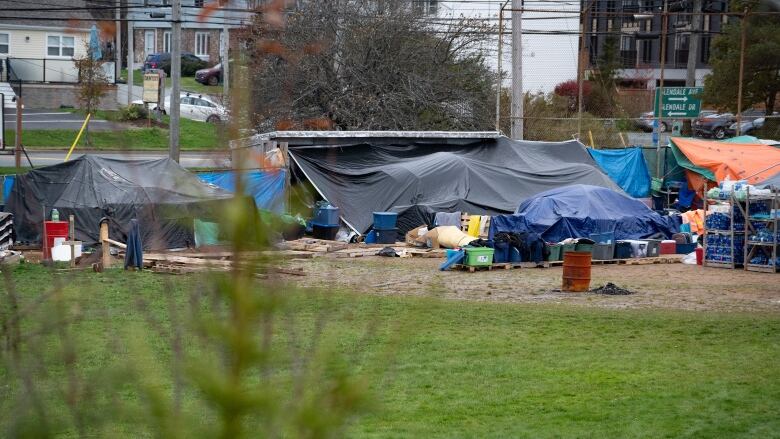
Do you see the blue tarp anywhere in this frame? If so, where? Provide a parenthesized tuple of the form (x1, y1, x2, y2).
(2, 176, 15, 202)
(198, 170, 286, 213)
(587, 147, 651, 197)
(490, 184, 679, 242)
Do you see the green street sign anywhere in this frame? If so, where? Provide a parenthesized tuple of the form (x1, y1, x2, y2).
(653, 86, 703, 118)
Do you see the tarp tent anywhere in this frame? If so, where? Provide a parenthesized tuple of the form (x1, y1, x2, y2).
(8, 155, 235, 248)
(490, 184, 679, 242)
(286, 135, 622, 234)
(587, 147, 651, 197)
(197, 169, 286, 213)
(669, 137, 780, 188)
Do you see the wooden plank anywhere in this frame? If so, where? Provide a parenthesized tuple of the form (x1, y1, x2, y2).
(143, 253, 233, 267)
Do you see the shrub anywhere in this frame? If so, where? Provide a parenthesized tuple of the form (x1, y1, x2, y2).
(118, 104, 148, 121)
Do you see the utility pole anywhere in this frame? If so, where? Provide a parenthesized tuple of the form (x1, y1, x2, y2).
(684, 0, 702, 136)
(736, 8, 748, 136)
(127, 18, 134, 105)
(495, 3, 505, 131)
(115, 0, 121, 83)
(169, 0, 181, 162)
(685, 0, 702, 87)
(511, 0, 523, 140)
(655, 0, 668, 177)
(222, 7, 230, 98)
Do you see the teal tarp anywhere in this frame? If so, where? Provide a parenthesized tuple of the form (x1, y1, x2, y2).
(587, 147, 651, 197)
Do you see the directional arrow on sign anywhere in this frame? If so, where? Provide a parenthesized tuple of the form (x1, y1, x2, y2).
(668, 97, 688, 102)
(667, 112, 687, 117)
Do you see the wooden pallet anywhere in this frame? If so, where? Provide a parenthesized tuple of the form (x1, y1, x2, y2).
(547, 256, 684, 266)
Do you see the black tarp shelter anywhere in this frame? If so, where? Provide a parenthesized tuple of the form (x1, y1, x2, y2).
(234, 132, 622, 234)
(8, 155, 235, 248)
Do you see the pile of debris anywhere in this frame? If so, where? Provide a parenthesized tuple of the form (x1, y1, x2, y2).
(590, 282, 636, 296)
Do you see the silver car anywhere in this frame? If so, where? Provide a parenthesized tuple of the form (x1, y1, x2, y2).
(134, 92, 227, 123)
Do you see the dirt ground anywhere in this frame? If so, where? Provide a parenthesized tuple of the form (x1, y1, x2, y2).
(285, 257, 780, 313)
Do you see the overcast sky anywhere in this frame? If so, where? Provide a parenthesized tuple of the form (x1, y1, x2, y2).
(438, 0, 580, 93)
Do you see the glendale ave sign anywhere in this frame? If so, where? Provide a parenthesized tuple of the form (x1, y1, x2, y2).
(653, 87, 703, 118)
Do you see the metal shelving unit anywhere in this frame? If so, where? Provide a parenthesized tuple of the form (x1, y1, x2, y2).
(703, 190, 746, 269)
(744, 188, 779, 273)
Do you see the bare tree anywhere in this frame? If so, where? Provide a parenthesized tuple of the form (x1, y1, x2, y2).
(244, 0, 497, 131)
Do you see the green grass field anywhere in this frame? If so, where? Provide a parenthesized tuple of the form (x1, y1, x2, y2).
(3, 114, 220, 150)
(2, 264, 779, 437)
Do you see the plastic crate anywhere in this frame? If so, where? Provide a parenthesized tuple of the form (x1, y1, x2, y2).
(546, 243, 562, 261)
(372, 212, 398, 230)
(592, 243, 614, 260)
(463, 247, 494, 266)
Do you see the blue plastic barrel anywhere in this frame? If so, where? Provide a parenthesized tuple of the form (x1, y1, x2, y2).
(373, 212, 398, 230)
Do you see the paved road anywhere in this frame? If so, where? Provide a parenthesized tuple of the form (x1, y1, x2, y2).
(3, 110, 120, 131)
(0, 150, 230, 169)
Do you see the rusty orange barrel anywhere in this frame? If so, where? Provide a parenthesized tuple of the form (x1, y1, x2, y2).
(562, 251, 592, 292)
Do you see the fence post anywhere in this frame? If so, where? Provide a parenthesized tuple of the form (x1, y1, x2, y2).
(42, 58, 46, 82)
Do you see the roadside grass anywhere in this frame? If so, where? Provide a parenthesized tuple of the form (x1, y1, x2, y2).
(3, 114, 220, 150)
(2, 264, 779, 437)
(120, 68, 222, 96)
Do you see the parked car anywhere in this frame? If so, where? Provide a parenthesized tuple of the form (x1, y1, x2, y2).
(142, 53, 208, 76)
(725, 111, 778, 137)
(133, 92, 227, 123)
(195, 63, 222, 86)
(693, 109, 766, 139)
(635, 110, 717, 133)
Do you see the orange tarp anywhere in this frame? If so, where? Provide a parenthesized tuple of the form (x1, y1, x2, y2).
(671, 137, 780, 185)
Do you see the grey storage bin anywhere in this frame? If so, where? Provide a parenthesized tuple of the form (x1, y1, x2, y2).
(592, 243, 614, 260)
(643, 239, 661, 258)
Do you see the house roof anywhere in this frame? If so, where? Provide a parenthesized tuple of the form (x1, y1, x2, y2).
(0, 0, 110, 30)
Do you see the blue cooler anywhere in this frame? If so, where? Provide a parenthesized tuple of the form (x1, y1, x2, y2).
(375, 228, 398, 244)
(373, 212, 398, 230)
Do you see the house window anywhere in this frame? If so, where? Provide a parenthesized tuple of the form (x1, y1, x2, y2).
(675, 33, 690, 50)
(700, 36, 711, 63)
(195, 32, 209, 57)
(620, 35, 634, 51)
(163, 31, 171, 53)
(47, 35, 75, 57)
(641, 40, 653, 64)
(0, 33, 8, 54)
(194, 0, 204, 6)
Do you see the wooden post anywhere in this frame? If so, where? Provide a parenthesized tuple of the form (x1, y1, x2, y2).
(100, 220, 110, 269)
(69, 214, 75, 268)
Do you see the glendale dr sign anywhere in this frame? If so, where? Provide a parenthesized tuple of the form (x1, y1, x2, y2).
(653, 87, 703, 118)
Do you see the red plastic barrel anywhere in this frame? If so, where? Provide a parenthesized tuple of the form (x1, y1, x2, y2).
(562, 251, 592, 292)
(43, 221, 69, 260)
(695, 247, 703, 265)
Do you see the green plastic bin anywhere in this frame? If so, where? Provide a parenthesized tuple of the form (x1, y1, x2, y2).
(546, 244, 562, 261)
(575, 242, 594, 254)
(463, 247, 494, 267)
(562, 243, 576, 255)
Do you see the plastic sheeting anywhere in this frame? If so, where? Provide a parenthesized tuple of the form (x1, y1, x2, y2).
(670, 137, 780, 185)
(587, 147, 651, 197)
(289, 136, 621, 234)
(197, 169, 286, 213)
(491, 184, 679, 243)
(8, 155, 235, 248)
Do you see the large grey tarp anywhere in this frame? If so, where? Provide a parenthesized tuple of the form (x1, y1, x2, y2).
(289, 136, 622, 234)
(9, 155, 235, 248)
